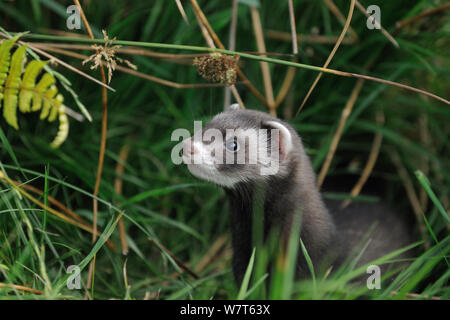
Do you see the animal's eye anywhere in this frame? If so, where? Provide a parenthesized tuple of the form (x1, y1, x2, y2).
(225, 137, 239, 152)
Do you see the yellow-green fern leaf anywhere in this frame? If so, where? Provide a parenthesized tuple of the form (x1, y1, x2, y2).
(48, 93, 63, 122)
(19, 60, 47, 112)
(50, 104, 69, 148)
(0, 36, 70, 147)
(32, 73, 55, 111)
(40, 85, 58, 120)
(3, 45, 26, 129)
(0, 36, 19, 101)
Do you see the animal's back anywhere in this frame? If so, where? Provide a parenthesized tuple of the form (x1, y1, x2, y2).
(325, 199, 414, 276)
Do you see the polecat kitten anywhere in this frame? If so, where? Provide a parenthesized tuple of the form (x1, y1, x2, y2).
(182, 104, 413, 284)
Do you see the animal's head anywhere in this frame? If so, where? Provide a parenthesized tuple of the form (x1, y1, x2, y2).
(181, 104, 299, 188)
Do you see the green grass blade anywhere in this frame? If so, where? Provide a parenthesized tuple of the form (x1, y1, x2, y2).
(237, 247, 256, 300)
(415, 170, 450, 224)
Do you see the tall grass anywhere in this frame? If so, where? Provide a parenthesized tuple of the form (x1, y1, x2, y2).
(0, 0, 448, 299)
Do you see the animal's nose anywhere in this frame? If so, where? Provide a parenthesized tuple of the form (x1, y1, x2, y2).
(182, 138, 196, 155)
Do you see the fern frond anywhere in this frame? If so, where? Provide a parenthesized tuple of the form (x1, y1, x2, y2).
(0, 37, 69, 148)
(0, 36, 19, 101)
(50, 104, 69, 148)
(20, 60, 47, 112)
(33, 73, 55, 111)
(4, 45, 26, 129)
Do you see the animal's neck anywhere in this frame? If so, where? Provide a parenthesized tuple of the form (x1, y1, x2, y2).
(225, 183, 254, 284)
(226, 150, 336, 282)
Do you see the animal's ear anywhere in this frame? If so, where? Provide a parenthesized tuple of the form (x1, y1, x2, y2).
(263, 120, 293, 159)
(225, 103, 241, 111)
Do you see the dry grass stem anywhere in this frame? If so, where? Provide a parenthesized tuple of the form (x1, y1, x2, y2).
(0, 283, 43, 295)
(231, 86, 246, 109)
(341, 110, 384, 209)
(114, 143, 132, 255)
(323, 0, 358, 40)
(8, 180, 115, 249)
(13, 181, 86, 224)
(296, 0, 356, 116)
(174, 0, 190, 24)
(395, 3, 450, 30)
(317, 78, 365, 188)
(189, 0, 268, 107)
(266, 30, 357, 45)
(73, 0, 108, 299)
(192, 7, 216, 48)
(31, 42, 206, 61)
(390, 150, 429, 249)
(34, 45, 225, 88)
(195, 234, 228, 273)
(250, 6, 275, 115)
(148, 238, 199, 279)
(288, 0, 298, 54)
(274, 66, 296, 108)
(355, 0, 399, 48)
(224, 0, 239, 109)
(0, 173, 105, 237)
(347, 72, 449, 105)
(190, 0, 245, 106)
(30, 42, 294, 59)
